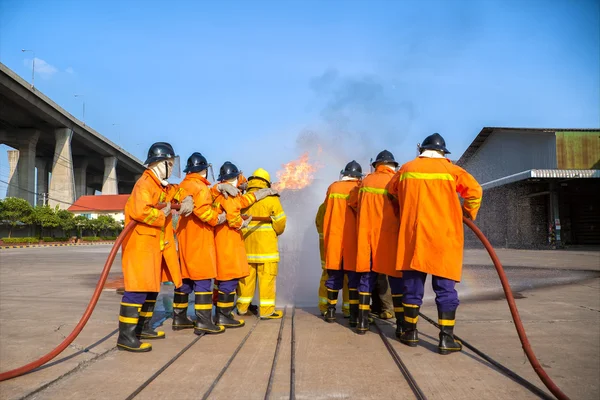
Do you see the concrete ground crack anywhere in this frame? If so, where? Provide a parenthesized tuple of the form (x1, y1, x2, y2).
(20, 347, 117, 400)
(578, 305, 600, 312)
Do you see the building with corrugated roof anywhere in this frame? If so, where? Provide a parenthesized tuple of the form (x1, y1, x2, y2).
(457, 128, 600, 248)
(67, 194, 129, 222)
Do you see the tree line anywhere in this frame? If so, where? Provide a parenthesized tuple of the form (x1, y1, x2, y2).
(0, 197, 124, 239)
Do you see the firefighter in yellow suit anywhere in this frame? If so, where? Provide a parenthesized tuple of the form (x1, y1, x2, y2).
(237, 168, 287, 319)
(315, 202, 350, 318)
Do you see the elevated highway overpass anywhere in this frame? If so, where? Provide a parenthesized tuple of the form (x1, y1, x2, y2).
(0, 62, 144, 208)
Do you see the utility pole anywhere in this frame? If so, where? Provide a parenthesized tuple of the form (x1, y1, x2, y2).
(21, 49, 35, 88)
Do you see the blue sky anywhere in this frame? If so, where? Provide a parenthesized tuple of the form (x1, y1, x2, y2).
(0, 0, 599, 193)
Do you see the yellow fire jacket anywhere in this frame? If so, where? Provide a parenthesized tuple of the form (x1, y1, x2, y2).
(242, 180, 287, 263)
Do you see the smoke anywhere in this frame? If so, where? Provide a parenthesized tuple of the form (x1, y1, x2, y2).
(276, 69, 416, 307)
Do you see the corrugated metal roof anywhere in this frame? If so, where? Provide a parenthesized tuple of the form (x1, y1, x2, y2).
(457, 127, 600, 166)
(481, 169, 600, 190)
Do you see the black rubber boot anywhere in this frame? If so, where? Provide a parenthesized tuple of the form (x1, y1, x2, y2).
(348, 288, 359, 327)
(399, 303, 419, 347)
(172, 291, 194, 331)
(194, 292, 225, 335)
(392, 293, 404, 339)
(438, 310, 462, 355)
(117, 303, 152, 352)
(215, 291, 245, 328)
(136, 297, 165, 340)
(356, 292, 371, 335)
(324, 288, 338, 323)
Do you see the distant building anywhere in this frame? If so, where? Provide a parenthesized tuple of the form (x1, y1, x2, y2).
(67, 194, 129, 222)
(457, 128, 600, 248)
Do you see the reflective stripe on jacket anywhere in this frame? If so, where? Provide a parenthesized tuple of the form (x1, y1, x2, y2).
(389, 157, 482, 281)
(121, 170, 185, 292)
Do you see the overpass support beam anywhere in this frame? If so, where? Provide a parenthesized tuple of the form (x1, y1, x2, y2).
(35, 158, 49, 205)
(5, 130, 40, 204)
(102, 156, 118, 194)
(49, 128, 75, 209)
(74, 158, 89, 200)
(6, 150, 19, 198)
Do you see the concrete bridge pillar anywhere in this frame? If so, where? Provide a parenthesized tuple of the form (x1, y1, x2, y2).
(35, 158, 50, 205)
(49, 128, 75, 209)
(6, 150, 19, 198)
(74, 157, 89, 200)
(5, 130, 40, 204)
(102, 156, 118, 194)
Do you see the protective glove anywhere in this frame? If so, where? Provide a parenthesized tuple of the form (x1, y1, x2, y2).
(178, 196, 194, 217)
(238, 215, 252, 230)
(161, 202, 171, 217)
(216, 183, 240, 199)
(254, 188, 278, 201)
(217, 212, 227, 225)
(238, 182, 248, 192)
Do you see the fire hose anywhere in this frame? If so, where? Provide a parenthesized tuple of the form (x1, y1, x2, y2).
(463, 218, 569, 400)
(0, 212, 570, 400)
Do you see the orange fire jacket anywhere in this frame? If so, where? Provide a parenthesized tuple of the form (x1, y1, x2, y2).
(388, 157, 482, 281)
(323, 179, 360, 271)
(121, 170, 185, 292)
(176, 173, 221, 281)
(212, 187, 258, 281)
(354, 165, 401, 276)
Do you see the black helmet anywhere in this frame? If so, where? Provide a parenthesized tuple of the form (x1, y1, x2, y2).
(144, 142, 176, 165)
(218, 161, 240, 181)
(341, 160, 363, 178)
(183, 152, 209, 174)
(372, 150, 398, 168)
(420, 133, 450, 154)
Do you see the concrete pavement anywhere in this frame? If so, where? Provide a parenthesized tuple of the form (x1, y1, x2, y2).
(0, 245, 598, 399)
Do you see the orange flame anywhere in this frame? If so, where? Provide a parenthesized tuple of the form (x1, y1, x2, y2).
(273, 152, 321, 191)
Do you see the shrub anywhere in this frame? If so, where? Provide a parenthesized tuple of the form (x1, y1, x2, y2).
(42, 237, 70, 242)
(2, 237, 39, 244)
(82, 236, 102, 242)
(101, 236, 117, 241)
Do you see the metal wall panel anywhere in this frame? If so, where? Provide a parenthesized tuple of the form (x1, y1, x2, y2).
(461, 130, 557, 184)
(556, 131, 600, 169)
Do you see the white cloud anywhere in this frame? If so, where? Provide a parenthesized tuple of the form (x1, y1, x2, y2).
(65, 67, 74, 74)
(23, 58, 58, 79)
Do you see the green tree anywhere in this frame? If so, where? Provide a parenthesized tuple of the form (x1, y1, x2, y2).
(28, 205, 61, 237)
(0, 197, 33, 238)
(57, 209, 75, 235)
(84, 217, 103, 237)
(73, 215, 88, 238)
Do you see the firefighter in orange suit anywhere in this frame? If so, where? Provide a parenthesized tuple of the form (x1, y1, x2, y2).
(117, 142, 193, 352)
(236, 168, 286, 319)
(389, 133, 482, 354)
(211, 162, 277, 328)
(316, 203, 351, 318)
(323, 161, 362, 324)
(173, 152, 232, 335)
(354, 150, 402, 336)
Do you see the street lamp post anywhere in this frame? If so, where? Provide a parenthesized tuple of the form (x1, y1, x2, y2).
(21, 49, 35, 88)
(74, 94, 85, 125)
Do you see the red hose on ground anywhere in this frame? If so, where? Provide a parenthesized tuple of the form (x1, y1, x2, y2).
(0, 203, 178, 382)
(463, 217, 570, 400)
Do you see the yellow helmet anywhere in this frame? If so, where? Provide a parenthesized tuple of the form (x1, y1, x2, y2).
(250, 168, 271, 184)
